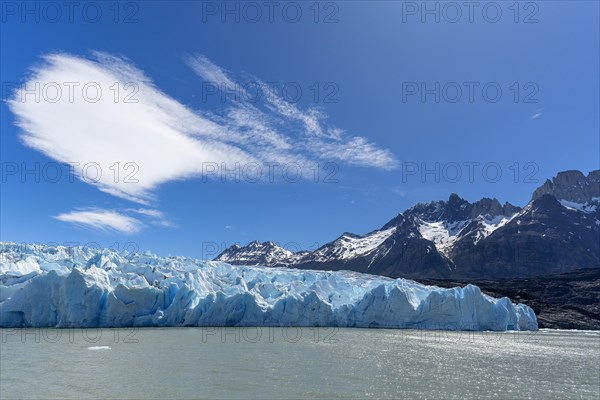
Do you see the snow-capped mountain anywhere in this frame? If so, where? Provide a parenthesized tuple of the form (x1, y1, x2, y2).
(216, 169, 600, 279)
(309, 227, 397, 262)
(215, 226, 412, 274)
(216, 195, 521, 278)
(451, 170, 600, 278)
(407, 194, 520, 259)
(214, 240, 306, 266)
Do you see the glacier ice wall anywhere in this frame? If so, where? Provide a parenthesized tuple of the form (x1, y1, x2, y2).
(0, 243, 537, 330)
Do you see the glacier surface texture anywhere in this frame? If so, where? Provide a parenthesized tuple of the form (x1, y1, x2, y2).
(0, 244, 537, 330)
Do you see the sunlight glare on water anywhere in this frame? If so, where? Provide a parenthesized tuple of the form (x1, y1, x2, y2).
(1, 328, 598, 399)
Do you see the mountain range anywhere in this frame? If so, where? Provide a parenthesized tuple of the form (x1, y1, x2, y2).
(215, 170, 600, 280)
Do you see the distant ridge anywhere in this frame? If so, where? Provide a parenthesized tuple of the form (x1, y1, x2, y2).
(216, 169, 600, 279)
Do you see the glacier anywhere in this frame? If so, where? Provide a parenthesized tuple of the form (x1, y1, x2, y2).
(0, 243, 537, 330)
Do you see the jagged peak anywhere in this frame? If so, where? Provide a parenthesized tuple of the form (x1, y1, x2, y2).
(448, 192, 467, 203)
(339, 232, 362, 239)
(532, 169, 600, 203)
(531, 193, 562, 209)
(236, 240, 287, 250)
(557, 170, 586, 179)
(588, 169, 600, 180)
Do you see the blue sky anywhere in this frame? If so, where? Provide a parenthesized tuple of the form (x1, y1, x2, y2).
(1, 1, 598, 259)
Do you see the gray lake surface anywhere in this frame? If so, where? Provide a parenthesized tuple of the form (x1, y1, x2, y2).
(1, 328, 598, 399)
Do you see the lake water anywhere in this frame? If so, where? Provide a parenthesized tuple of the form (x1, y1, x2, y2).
(1, 328, 598, 399)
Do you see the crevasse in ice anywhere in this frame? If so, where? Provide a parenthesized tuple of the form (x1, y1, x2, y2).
(0, 243, 537, 330)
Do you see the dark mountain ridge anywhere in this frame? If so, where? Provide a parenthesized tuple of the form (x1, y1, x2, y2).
(215, 169, 599, 280)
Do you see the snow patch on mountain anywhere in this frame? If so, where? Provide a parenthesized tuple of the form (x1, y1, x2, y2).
(311, 227, 397, 262)
(474, 214, 516, 244)
(215, 241, 304, 266)
(559, 199, 598, 214)
(417, 220, 468, 256)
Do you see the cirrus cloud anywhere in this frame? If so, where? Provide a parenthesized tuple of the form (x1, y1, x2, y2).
(9, 52, 397, 232)
(54, 209, 142, 234)
(8, 52, 256, 205)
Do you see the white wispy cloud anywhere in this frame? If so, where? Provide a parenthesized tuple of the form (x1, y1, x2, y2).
(130, 208, 164, 218)
(55, 207, 175, 232)
(54, 209, 142, 234)
(129, 208, 175, 228)
(530, 108, 544, 120)
(8, 52, 257, 205)
(391, 187, 406, 196)
(185, 54, 237, 90)
(314, 136, 397, 170)
(184, 54, 398, 170)
(9, 52, 398, 232)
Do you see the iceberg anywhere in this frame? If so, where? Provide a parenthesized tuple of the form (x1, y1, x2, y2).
(0, 243, 537, 330)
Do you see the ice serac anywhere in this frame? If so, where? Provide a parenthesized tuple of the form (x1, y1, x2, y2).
(0, 243, 537, 330)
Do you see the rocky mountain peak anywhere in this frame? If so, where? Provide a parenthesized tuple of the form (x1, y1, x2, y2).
(471, 197, 520, 219)
(215, 168, 598, 282)
(408, 193, 517, 223)
(532, 169, 600, 203)
(531, 193, 563, 210)
(448, 192, 465, 204)
(407, 194, 469, 222)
